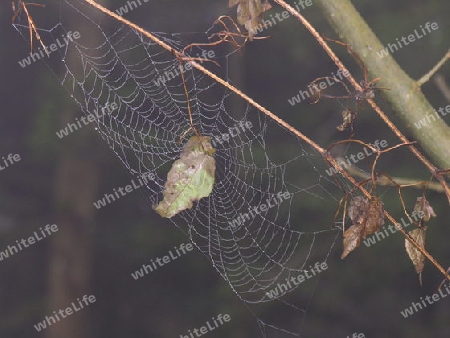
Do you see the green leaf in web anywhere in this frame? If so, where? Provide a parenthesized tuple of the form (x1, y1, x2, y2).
(154, 136, 216, 218)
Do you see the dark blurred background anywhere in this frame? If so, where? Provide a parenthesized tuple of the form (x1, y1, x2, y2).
(1, 0, 450, 337)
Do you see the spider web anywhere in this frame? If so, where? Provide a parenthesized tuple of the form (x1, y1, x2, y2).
(13, 0, 362, 335)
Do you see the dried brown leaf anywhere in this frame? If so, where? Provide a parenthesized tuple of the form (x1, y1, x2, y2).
(413, 196, 437, 222)
(341, 223, 364, 259)
(405, 227, 427, 285)
(229, 0, 272, 38)
(348, 196, 369, 225)
(363, 197, 385, 237)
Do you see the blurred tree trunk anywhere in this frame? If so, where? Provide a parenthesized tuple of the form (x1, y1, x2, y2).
(47, 146, 99, 338)
(46, 1, 108, 337)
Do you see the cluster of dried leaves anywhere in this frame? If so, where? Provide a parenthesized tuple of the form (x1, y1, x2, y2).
(341, 196, 385, 259)
(341, 193, 437, 285)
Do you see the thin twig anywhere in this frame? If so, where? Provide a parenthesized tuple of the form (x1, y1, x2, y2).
(12, 1, 49, 56)
(418, 49, 450, 87)
(337, 157, 445, 193)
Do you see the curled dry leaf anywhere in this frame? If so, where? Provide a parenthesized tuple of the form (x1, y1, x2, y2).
(341, 196, 385, 259)
(341, 223, 364, 259)
(413, 196, 437, 223)
(154, 136, 216, 218)
(405, 196, 435, 285)
(405, 227, 427, 285)
(229, 0, 272, 39)
(364, 196, 385, 236)
(348, 195, 369, 225)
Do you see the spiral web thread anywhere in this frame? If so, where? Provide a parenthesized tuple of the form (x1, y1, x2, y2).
(12, 0, 355, 335)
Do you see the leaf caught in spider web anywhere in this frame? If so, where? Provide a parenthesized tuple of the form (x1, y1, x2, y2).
(405, 227, 427, 286)
(154, 136, 216, 218)
(341, 196, 385, 259)
(229, 0, 272, 39)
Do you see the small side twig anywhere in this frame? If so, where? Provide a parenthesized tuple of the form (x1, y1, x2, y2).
(417, 49, 450, 87)
(340, 161, 445, 193)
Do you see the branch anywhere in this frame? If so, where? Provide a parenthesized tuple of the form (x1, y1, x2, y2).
(272, 0, 450, 205)
(310, 0, 450, 171)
